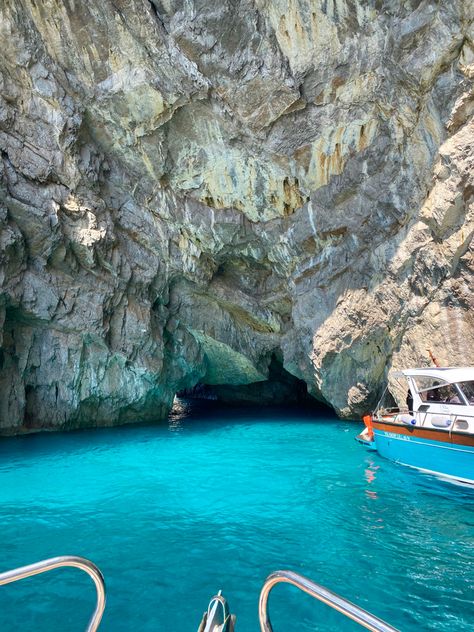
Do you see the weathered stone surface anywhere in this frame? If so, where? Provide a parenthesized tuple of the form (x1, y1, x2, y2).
(0, 0, 473, 432)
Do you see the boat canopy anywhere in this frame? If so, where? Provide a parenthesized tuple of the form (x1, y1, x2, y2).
(392, 367, 474, 384)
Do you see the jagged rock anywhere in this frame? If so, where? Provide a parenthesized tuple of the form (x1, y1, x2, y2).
(0, 0, 473, 432)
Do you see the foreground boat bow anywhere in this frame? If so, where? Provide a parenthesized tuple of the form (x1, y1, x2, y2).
(197, 590, 235, 632)
(0, 555, 399, 630)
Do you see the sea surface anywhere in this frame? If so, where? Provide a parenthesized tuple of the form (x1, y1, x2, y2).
(0, 401, 473, 631)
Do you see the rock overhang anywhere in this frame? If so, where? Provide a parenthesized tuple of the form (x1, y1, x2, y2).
(0, 0, 473, 432)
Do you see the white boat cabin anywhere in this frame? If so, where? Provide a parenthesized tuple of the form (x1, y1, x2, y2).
(379, 367, 474, 433)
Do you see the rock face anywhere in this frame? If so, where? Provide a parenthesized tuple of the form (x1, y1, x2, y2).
(0, 0, 473, 433)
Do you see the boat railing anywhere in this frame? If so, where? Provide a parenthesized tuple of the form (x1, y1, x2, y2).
(0, 560, 401, 631)
(375, 407, 474, 429)
(0, 555, 106, 632)
(258, 570, 399, 632)
(376, 407, 401, 416)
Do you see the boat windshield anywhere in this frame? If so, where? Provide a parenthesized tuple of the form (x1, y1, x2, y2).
(413, 376, 446, 392)
(458, 381, 474, 405)
(418, 382, 464, 405)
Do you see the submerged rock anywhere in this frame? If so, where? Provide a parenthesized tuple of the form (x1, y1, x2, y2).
(0, 0, 473, 432)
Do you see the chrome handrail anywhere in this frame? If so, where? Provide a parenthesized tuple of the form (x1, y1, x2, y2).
(375, 407, 474, 429)
(376, 407, 474, 419)
(0, 555, 106, 632)
(259, 570, 399, 632)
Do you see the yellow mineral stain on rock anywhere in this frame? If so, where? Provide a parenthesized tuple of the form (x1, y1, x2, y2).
(282, 177, 306, 216)
(262, 0, 341, 74)
(302, 118, 378, 190)
(184, 113, 379, 220)
(171, 92, 378, 221)
(186, 142, 307, 220)
(357, 119, 377, 151)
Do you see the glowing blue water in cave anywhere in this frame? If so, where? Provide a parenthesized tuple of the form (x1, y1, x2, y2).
(0, 401, 473, 631)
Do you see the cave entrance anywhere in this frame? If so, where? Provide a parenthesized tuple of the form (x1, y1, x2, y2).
(177, 356, 332, 414)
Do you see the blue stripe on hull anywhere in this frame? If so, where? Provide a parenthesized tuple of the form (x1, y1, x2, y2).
(374, 429, 474, 485)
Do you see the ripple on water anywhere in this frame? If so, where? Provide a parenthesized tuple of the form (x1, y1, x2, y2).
(0, 402, 473, 631)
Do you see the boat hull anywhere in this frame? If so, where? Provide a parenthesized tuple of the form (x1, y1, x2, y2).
(372, 421, 474, 486)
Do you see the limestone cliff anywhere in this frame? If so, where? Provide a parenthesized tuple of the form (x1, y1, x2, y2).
(0, 0, 473, 432)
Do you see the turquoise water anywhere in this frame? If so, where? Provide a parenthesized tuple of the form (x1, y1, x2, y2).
(0, 401, 473, 631)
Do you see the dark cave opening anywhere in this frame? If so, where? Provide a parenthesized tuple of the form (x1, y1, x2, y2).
(177, 356, 332, 414)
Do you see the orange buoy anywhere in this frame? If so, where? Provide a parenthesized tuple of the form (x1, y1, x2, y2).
(362, 414, 374, 440)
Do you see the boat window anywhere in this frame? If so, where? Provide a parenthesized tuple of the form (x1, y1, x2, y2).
(413, 376, 445, 393)
(419, 383, 464, 404)
(457, 381, 474, 405)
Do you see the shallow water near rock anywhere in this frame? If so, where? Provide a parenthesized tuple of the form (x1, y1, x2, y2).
(0, 401, 473, 631)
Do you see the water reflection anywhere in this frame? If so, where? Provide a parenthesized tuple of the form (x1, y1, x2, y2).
(167, 397, 189, 432)
(364, 460, 380, 499)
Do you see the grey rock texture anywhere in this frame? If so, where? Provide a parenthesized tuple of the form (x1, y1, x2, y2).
(0, 0, 473, 432)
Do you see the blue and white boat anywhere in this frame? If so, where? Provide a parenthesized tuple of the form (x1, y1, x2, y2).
(357, 367, 474, 486)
